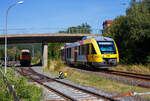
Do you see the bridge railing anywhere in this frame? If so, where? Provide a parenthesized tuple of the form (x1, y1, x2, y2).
(0, 28, 102, 35)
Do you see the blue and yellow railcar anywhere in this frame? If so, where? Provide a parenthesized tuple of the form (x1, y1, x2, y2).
(61, 36, 119, 69)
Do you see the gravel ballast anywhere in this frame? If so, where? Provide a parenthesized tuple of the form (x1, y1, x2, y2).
(31, 67, 149, 101)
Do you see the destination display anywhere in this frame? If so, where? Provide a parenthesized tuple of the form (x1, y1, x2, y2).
(98, 42, 113, 45)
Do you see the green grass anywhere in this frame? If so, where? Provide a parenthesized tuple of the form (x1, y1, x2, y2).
(0, 67, 43, 101)
(42, 60, 150, 100)
(110, 64, 150, 75)
(31, 58, 41, 65)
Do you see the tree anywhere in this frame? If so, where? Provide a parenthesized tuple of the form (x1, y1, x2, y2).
(48, 43, 64, 60)
(59, 23, 92, 34)
(104, 0, 150, 64)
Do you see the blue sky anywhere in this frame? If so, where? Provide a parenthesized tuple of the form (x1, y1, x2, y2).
(0, 0, 130, 34)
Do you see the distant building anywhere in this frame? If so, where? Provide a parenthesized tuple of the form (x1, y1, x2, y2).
(102, 20, 113, 34)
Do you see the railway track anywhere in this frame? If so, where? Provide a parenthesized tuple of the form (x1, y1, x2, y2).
(71, 66, 150, 89)
(98, 70, 150, 88)
(17, 67, 116, 101)
(76, 66, 150, 82)
(101, 70, 150, 81)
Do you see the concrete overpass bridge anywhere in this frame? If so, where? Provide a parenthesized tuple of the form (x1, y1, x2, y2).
(0, 33, 100, 67)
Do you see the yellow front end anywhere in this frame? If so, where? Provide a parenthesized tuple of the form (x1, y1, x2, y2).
(85, 38, 119, 68)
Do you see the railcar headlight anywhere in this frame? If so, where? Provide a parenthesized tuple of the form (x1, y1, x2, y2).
(93, 56, 98, 58)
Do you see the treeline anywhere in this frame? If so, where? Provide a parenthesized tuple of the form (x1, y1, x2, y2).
(0, 43, 42, 60)
(104, 0, 150, 64)
(59, 23, 91, 34)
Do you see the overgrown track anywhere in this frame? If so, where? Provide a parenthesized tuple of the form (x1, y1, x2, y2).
(18, 67, 116, 101)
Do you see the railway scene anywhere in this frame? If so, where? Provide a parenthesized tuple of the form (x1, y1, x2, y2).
(0, 0, 150, 101)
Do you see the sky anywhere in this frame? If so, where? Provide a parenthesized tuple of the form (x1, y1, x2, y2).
(0, 0, 130, 34)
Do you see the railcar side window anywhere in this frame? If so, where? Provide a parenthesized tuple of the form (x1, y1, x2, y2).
(81, 45, 84, 55)
(66, 48, 71, 58)
(84, 45, 86, 55)
(80, 44, 89, 55)
(65, 49, 67, 57)
(69, 48, 71, 58)
(67, 48, 68, 58)
(86, 44, 89, 55)
(83, 45, 86, 55)
(91, 44, 96, 54)
(79, 46, 80, 55)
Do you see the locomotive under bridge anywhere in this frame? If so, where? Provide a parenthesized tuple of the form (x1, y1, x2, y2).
(0, 33, 100, 67)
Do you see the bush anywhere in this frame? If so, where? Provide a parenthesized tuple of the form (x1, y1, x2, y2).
(146, 55, 150, 64)
(54, 60, 65, 71)
(0, 68, 43, 101)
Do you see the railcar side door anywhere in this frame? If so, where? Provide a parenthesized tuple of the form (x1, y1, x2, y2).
(74, 47, 77, 63)
(88, 44, 93, 62)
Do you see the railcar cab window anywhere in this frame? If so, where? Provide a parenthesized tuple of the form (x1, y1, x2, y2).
(86, 44, 89, 55)
(91, 44, 96, 54)
(22, 52, 30, 55)
(78, 46, 81, 55)
(81, 44, 89, 55)
(97, 41, 116, 54)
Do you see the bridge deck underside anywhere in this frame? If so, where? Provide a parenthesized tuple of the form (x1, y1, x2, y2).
(0, 34, 99, 44)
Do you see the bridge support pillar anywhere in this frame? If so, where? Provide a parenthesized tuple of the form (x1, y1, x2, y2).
(42, 42, 48, 67)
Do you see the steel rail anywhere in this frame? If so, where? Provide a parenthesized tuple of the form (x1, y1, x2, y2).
(101, 70, 150, 81)
(108, 70, 150, 77)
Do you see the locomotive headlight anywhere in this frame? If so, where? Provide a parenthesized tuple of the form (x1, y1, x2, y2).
(110, 55, 113, 58)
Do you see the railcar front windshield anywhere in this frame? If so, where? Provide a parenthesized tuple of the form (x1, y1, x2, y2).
(22, 52, 30, 55)
(97, 41, 116, 54)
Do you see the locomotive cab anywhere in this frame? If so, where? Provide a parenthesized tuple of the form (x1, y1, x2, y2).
(20, 49, 31, 66)
(90, 41, 119, 68)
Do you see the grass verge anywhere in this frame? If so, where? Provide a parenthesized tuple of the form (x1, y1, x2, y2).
(0, 67, 43, 101)
(110, 64, 150, 75)
(42, 60, 150, 100)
